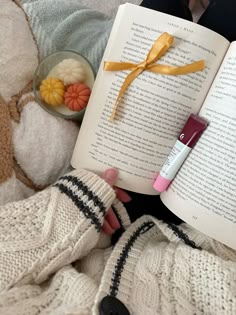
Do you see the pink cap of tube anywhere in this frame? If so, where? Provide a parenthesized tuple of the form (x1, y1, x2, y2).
(153, 175, 171, 192)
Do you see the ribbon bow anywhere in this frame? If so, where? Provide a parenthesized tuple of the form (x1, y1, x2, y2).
(104, 32, 205, 121)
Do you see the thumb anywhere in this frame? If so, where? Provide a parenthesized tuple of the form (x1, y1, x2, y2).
(101, 168, 118, 187)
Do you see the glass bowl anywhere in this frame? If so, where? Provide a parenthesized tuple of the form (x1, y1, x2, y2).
(33, 50, 95, 122)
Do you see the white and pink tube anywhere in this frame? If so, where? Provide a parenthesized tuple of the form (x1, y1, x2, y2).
(153, 114, 208, 192)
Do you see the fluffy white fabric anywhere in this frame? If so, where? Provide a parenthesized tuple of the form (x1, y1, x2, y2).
(0, 0, 79, 206)
(0, 0, 38, 102)
(0, 175, 34, 206)
(13, 95, 79, 187)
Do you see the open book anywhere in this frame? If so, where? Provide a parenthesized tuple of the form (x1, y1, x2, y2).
(71, 4, 236, 250)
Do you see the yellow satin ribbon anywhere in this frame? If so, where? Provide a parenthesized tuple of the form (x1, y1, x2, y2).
(104, 32, 205, 121)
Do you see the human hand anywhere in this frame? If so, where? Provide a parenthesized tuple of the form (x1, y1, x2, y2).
(101, 168, 131, 235)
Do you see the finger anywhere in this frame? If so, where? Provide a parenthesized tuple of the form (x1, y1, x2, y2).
(102, 219, 115, 235)
(115, 187, 132, 202)
(105, 208, 121, 230)
(101, 168, 118, 187)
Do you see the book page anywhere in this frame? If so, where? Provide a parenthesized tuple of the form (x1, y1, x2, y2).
(161, 42, 236, 249)
(71, 3, 229, 195)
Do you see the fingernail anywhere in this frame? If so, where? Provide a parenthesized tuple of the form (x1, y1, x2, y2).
(116, 189, 132, 203)
(104, 168, 118, 181)
(122, 194, 132, 202)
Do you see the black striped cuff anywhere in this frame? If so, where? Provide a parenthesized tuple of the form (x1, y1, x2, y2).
(111, 199, 131, 231)
(54, 169, 116, 232)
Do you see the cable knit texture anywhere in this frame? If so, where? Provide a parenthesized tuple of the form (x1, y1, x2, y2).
(0, 172, 235, 314)
(92, 217, 236, 315)
(0, 266, 98, 315)
(0, 169, 115, 291)
(0, 1, 235, 314)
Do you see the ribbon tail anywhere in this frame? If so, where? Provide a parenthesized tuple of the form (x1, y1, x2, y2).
(148, 60, 205, 75)
(104, 61, 137, 71)
(110, 67, 143, 121)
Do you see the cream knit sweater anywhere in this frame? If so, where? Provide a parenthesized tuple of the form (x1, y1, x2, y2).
(0, 169, 235, 315)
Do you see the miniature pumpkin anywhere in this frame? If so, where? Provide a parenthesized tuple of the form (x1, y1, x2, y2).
(64, 83, 91, 112)
(56, 58, 86, 85)
(40, 77, 65, 106)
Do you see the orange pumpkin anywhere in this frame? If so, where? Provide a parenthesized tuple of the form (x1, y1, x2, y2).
(64, 83, 91, 112)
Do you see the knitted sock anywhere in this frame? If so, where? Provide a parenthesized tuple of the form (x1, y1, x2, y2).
(0, 265, 98, 315)
(0, 169, 115, 291)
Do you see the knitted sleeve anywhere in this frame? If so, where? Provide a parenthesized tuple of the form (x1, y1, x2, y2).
(0, 169, 116, 292)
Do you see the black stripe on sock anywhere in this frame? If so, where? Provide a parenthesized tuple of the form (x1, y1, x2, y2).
(110, 221, 155, 297)
(55, 182, 102, 232)
(167, 223, 202, 250)
(57, 175, 106, 216)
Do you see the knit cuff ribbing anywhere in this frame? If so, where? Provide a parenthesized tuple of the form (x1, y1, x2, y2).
(93, 216, 157, 314)
(111, 199, 131, 231)
(54, 169, 116, 231)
